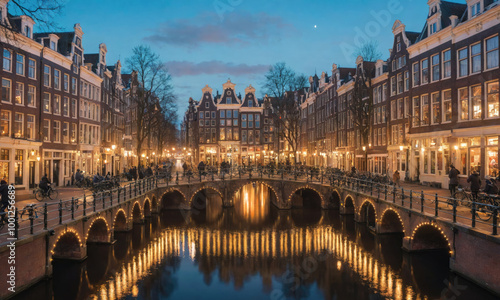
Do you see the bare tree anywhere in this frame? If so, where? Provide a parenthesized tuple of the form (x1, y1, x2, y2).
(126, 45, 175, 162)
(263, 62, 305, 164)
(349, 41, 382, 170)
(5, 1, 63, 30)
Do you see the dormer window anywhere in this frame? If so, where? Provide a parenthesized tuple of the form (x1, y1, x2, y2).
(248, 100, 253, 107)
(24, 26, 31, 38)
(429, 22, 437, 35)
(471, 2, 481, 17)
(50, 41, 56, 51)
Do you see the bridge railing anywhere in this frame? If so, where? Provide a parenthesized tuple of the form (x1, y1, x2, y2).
(0, 176, 157, 244)
(157, 166, 498, 235)
(329, 174, 499, 235)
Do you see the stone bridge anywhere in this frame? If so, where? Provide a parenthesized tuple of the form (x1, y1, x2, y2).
(1, 177, 500, 298)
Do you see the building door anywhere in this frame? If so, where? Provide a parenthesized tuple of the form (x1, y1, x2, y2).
(53, 160, 60, 186)
(29, 161, 35, 189)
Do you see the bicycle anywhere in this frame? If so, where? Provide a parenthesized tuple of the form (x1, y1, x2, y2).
(34, 184, 59, 201)
(64, 198, 81, 211)
(452, 189, 500, 221)
(19, 204, 39, 221)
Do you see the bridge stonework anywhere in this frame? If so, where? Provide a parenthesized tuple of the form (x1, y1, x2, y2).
(1, 178, 500, 299)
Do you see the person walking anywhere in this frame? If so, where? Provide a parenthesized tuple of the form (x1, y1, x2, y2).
(467, 171, 481, 201)
(448, 164, 460, 197)
(393, 170, 400, 187)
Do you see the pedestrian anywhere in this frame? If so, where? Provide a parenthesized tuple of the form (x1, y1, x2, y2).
(467, 170, 481, 201)
(448, 164, 460, 197)
(393, 170, 400, 187)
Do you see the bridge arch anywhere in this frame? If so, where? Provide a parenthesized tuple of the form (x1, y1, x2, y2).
(288, 186, 323, 209)
(113, 209, 128, 231)
(343, 195, 355, 214)
(151, 195, 158, 210)
(52, 229, 83, 260)
(327, 189, 341, 208)
(86, 217, 110, 243)
(232, 181, 280, 206)
(161, 188, 187, 209)
(132, 201, 142, 223)
(411, 222, 451, 253)
(190, 186, 224, 208)
(143, 198, 151, 217)
(380, 208, 405, 233)
(358, 200, 377, 226)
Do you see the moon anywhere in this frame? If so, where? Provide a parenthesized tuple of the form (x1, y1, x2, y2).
(314, 25, 317, 29)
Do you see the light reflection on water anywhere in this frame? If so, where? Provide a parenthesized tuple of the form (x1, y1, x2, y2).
(12, 183, 499, 300)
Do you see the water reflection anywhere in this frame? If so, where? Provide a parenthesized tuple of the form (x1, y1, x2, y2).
(234, 183, 272, 225)
(13, 204, 498, 300)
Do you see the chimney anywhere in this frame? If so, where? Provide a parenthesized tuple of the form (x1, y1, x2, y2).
(450, 15, 459, 28)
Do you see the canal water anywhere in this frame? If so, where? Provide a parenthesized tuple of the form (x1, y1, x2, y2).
(13, 183, 498, 300)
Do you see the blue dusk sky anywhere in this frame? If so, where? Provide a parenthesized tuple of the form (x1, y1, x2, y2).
(51, 0, 436, 116)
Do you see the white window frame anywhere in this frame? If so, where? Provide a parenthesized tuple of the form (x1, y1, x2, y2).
(485, 35, 499, 70)
(28, 58, 36, 79)
(442, 90, 452, 123)
(27, 85, 36, 107)
(470, 42, 482, 74)
(16, 53, 24, 76)
(458, 47, 469, 78)
(442, 49, 451, 79)
(2, 78, 11, 103)
(26, 115, 35, 140)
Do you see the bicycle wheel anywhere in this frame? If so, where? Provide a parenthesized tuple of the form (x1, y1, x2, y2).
(453, 191, 470, 208)
(34, 190, 45, 202)
(48, 189, 59, 200)
(476, 205, 493, 221)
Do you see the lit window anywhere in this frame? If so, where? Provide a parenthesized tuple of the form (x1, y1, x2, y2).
(442, 90, 452, 122)
(486, 81, 499, 118)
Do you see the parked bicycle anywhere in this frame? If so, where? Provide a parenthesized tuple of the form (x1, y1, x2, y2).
(34, 184, 59, 201)
(452, 189, 500, 221)
(64, 198, 82, 211)
(19, 204, 39, 221)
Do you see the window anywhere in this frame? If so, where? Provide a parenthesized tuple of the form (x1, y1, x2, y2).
(421, 59, 429, 84)
(71, 123, 77, 143)
(421, 94, 429, 125)
(28, 58, 36, 79)
(443, 50, 451, 78)
(62, 122, 69, 143)
(13, 113, 23, 138)
(50, 41, 56, 51)
(459, 88, 469, 121)
(53, 121, 60, 142)
(27, 85, 35, 107)
(397, 98, 403, 119)
(3, 49, 11, 72)
(43, 120, 50, 141)
(16, 54, 24, 75)
(391, 76, 396, 96)
(44, 65, 51, 87)
(472, 85, 482, 120)
(397, 73, 403, 94)
(383, 83, 388, 101)
(471, 43, 481, 74)
(391, 100, 397, 120)
(71, 99, 77, 118)
(412, 63, 420, 86)
(248, 114, 253, 128)
(413, 96, 420, 127)
(242, 130, 247, 143)
(205, 102, 209, 108)
(242, 114, 247, 128)
(471, 2, 481, 17)
(255, 114, 260, 128)
(404, 71, 410, 91)
(26, 115, 34, 140)
(429, 22, 437, 35)
(486, 81, 499, 118)
(431, 54, 440, 81)
(220, 110, 225, 118)
(248, 100, 253, 107)
(486, 36, 499, 70)
(63, 74, 69, 92)
(43, 93, 51, 113)
(54, 69, 61, 90)
(71, 78, 77, 95)
(15, 82, 23, 105)
(63, 97, 69, 116)
(458, 48, 468, 77)
(431, 92, 440, 124)
(2, 79, 11, 103)
(53, 95, 60, 115)
(233, 110, 238, 118)
(205, 111, 210, 119)
(0, 111, 10, 137)
(199, 111, 204, 119)
(24, 25, 31, 38)
(442, 90, 452, 122)
(226, 110, 232, 119)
